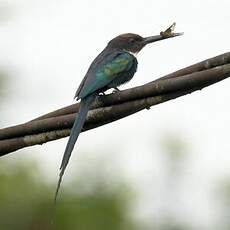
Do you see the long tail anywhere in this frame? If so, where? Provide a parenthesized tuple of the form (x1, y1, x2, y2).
(54, 94, 96, 203)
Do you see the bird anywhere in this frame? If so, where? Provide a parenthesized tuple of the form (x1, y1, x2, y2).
(54, 23, 183, 202)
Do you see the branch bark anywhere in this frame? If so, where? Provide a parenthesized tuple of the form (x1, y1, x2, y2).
(1, 52, 230, 156)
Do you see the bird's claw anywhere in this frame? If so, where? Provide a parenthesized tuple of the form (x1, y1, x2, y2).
(99, 92, 106, 96)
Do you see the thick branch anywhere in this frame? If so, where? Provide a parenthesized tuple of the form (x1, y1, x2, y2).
(32, 52, 230, 120)
(0, 52, 230, 155)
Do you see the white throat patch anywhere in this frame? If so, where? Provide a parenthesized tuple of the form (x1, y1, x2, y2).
(124, 49, 138, 57)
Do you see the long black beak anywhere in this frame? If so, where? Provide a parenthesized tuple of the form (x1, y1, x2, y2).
(143, 32, 183, 45)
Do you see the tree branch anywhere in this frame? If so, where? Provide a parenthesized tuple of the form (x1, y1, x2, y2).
(1, 52, 230, 156)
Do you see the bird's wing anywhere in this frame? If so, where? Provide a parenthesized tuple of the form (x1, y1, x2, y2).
(77, 51, 135, 99)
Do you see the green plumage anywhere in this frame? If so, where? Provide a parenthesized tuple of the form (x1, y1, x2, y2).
(77, 52, 137, 99)
(97, 53, 133, 78)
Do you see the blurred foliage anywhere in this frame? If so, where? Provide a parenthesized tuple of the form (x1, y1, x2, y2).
(214, 178, 230, 230)
(159, 222, 191, 230)
(160, 134, 188, 162)
(158, 134, 188, 178)
(0, 160, 139, 230)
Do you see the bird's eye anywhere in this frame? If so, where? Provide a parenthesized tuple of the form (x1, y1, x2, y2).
(130, 38, 135, 43)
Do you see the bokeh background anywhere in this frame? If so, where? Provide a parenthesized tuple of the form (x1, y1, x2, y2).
(1, 0, 230, 229)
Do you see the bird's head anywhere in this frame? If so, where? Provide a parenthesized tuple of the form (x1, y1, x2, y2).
(107, 23, 183, 54)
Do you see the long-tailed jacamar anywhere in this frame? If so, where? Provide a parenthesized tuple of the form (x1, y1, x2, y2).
(55, 23, 183, 201)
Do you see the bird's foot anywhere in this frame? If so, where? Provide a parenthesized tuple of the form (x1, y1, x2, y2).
(99, 92, 106, 96)
(146, 106, 151, 110)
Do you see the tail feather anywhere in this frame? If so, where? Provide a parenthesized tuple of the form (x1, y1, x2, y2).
(54, 95, 95, 203)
